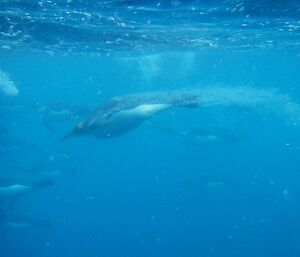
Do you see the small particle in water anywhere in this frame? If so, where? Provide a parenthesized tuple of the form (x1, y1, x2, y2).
(282, 189, 289, 196)
(228, 234, 234, 240)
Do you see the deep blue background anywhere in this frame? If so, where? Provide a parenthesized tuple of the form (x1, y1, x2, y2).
(0, 49, 300, 257)
(1, 0, 300, 255)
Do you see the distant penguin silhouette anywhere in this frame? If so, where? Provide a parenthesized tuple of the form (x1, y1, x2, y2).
(157, 126, 244, 148)
(0, 135, 41, 155)
(0, 198, 51, 229)
(0, 177, 54, 198)
(0, 176, 53, 230)
(61, 91, 201, 140)
(0, 216, 51, 229)
(36, 102, 92, 134)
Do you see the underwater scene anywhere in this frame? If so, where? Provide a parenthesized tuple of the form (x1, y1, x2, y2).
(1, 1, 300, 257)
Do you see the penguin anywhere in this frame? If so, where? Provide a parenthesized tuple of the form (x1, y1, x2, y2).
(61, 91, 201, 140)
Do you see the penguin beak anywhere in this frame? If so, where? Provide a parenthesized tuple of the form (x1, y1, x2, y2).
(60, 122, 86, 142)
(60, 132, 73, 142)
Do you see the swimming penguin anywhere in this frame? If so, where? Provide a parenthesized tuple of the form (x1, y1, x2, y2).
(61, 91, 201, 140)
(0, 177, 54, 198)
(157, 126, 244, 148)
(182, 176, 238, 190)
(0, 200, 51, 229)
(0, 177, 53, 230)
(0, 216, 51, 229)
(36, 102, 93, 134)
(0, 135, 41, 156)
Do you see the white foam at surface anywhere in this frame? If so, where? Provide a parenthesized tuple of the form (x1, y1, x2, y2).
(0, 70, 19, 96)
(194, 86, 300, 123)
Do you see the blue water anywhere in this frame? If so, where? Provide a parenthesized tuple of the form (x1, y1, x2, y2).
(1, 1, 300, 257)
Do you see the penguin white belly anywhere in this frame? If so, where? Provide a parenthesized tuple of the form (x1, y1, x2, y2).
(0, 184, 32, 196)
(119, 103, 171, 118)
(91, 104, 171, 138)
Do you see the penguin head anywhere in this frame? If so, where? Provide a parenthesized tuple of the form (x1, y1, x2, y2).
(76, 121, 86, 130)
(71, 121, 89, 135)
(60, 121, 88, 141)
